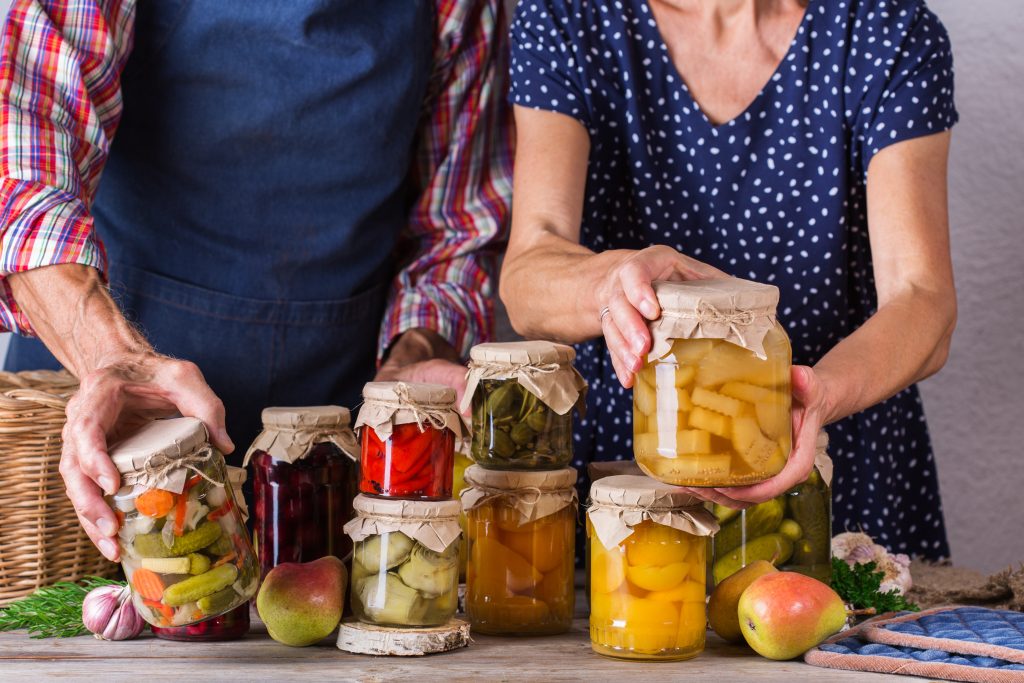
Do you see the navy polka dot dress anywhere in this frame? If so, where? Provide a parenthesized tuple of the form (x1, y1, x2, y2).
(510, 0, 957, 559)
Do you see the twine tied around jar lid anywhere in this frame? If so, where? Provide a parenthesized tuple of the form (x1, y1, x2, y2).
(460, 465, 578, 526)
(242, 405, 359, 466)
(587, 474, 719, 550)
(354, 381, 467, 441)
(461, 341, 588, 416)
(109, 417, 224, 494)
(343, 494, 462, 554)
(649, 278, 780, 361)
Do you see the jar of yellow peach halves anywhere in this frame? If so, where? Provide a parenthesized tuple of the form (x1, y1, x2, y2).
(634, 278, 792, 486)
(587, 475, 719, 661)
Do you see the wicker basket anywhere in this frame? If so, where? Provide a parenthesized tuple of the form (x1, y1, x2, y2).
(0, 370, 118, 606)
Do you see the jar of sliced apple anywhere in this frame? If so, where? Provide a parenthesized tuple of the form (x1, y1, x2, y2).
(587, 475, 719, 661)
(634, 278, 792, 487)
(108, 418, 259, 629)
(344, 495, 462, 627)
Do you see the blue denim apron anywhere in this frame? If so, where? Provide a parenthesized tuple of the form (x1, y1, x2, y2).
(6, 0, 434, 456)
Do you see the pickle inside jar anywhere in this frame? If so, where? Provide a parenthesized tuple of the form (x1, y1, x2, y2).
(471, 379, 572, 468)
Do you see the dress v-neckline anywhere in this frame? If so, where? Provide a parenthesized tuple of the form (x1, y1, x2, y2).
(644, 0, 815, 132)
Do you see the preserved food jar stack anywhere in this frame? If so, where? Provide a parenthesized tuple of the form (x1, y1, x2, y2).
(587, 475, 718, 661)
(107, 418, 259, 631)
(152, 465, 252, 641)
(634, 278, 793, 487)
(355, 382, 466, 500)
(712, 430, 833, 584)
(462, 341, 587, 470)
(344, 495, 462, 627)
(243, 406, 360, 581)
(461, 465, 578, 635)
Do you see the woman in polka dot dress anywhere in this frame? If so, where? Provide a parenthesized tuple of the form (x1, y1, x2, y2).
(500, 0, 958, 559)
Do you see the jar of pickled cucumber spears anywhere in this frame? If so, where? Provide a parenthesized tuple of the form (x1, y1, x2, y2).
(634, 278, 792, 487)
(355, 382, 466, 500)
(151, 465, 252, 641)
(712, 430, 833, 584)
(344, 494, 462, 627)
(587, 475, 719, 661)
(108, 418, 259, 629)
(463, 341, 587, 470)
(244, 406, 360, 582)
(462, 466, 578, 635)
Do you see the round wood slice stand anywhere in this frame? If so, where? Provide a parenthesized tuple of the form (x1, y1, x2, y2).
(337, 619, 470, 656)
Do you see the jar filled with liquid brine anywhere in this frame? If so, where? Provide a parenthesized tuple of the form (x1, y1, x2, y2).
(633, 278, 792, 487)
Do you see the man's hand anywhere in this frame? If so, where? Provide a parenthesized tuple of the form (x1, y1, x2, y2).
(375, 328, 469, 410)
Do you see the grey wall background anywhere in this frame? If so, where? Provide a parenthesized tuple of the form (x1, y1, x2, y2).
(0, 0, 1021, 571)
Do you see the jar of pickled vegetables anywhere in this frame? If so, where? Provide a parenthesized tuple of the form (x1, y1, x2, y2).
(587, 475, 719, 661)
(634, 278, 792, 487)
(712, 430, 833, 584)
(151, 466, 252, 641)
(462, 465, 577, 635)
(108, 418, 259, 629)
(462, 341, 587, 470)
(244, 406, 359, 581)
(354, 382, 466, 499)
(344, 494, 462, 627)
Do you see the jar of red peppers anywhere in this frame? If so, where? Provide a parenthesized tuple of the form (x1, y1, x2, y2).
(243, 406, 359, 581)
(152, 466, 251, 641)
(354, 382, 467, 500)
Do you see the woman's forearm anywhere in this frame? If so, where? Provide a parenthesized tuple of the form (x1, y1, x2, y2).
(814, 286, 956, 424)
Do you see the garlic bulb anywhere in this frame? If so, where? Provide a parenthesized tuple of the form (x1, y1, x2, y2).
(82, 584, 146, 641)
(832, 531, 913, 595)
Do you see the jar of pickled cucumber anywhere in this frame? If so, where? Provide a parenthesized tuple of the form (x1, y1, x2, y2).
(587, 475, 719, 661)
(344, 494, 462, 627)
(462, 341, 587, 470)
(712, 430, 833, 584)
(151, 466, 252, 641)
(634, 278, 792, 487)
(244, 406, 359, 581)
(108, 418, 260, 629)
(355, 382, 466, 499)
(462, 466, 578, 635)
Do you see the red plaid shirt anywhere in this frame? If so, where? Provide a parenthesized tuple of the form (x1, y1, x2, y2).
(0, 0, 512, 359)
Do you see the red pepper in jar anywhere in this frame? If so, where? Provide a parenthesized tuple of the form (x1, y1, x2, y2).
(359, 422, 454, 499)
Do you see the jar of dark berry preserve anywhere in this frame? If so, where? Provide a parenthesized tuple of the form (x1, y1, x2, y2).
(243, 406, 359, 581)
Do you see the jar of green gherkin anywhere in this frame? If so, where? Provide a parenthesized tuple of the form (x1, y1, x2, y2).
(461, 342, 587, 470)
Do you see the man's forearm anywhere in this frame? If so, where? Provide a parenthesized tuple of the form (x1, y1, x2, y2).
(7, 264, 151, 377)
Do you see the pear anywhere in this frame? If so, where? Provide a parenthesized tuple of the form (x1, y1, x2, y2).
(737, 571, 847, 660)
(708, 559, 777, 643)
(256, 555, 347, 647)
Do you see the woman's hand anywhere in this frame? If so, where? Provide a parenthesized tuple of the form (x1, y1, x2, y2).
(61, 353, 231, 562)
(680, 365, 830, 509)
(599, 246, 726, 389)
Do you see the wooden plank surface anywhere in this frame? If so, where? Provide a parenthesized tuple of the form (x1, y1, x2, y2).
(0, 609, 898, 682)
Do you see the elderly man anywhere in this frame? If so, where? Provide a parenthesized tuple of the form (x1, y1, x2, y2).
(0, 0, 511, 562)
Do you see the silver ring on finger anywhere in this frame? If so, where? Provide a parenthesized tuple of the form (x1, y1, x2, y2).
(599, 305, 611, 324)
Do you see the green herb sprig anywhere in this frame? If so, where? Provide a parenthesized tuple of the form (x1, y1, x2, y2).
(0, 576, 126, 638)
(831, 558, 919, 614)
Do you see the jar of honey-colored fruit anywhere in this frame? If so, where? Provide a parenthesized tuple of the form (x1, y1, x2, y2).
(712, 430, 833, 585)
(587, 475, 719, 661)
(634, 278, 793, 487)
(462, 466, 578, 635)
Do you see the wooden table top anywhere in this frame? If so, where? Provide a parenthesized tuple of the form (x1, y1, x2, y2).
(0, 609, 898, 682)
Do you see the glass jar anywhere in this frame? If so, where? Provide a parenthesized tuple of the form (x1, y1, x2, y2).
(345, 494, 462, 627)
(587, 475, 718, 661)
(152, 466, 252, 641)
(462, 466, 577, 635)
(634, 278, 792, 487)
(244, 406, 359, 582)
(463, 341, 587, 470)
(712, 431, 833, 584)
(109, 418, 260, 628)
(452, 446, 473, 581)
(355, 382, 463, 499)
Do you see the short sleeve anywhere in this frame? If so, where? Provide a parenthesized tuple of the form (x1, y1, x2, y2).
(509, 0, 591, 128)
(848, 1, 958, 176)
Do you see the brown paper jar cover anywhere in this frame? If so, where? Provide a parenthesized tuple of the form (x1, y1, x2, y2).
(460, 465, 578, 526)
(461, 341, 588, 416)
(354, 381, 467, 441)
(108, 417, 215, 494)
(343, 493, 462, 554)
(242, 405, 358, 466)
